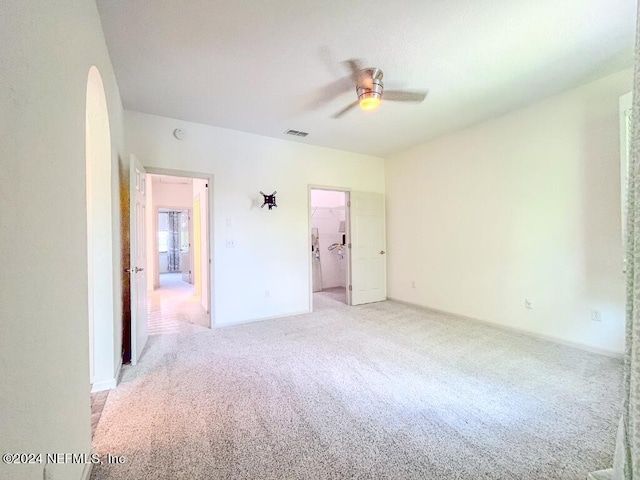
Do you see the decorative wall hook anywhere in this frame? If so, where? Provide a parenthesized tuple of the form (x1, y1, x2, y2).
(260, 191, 277, 210)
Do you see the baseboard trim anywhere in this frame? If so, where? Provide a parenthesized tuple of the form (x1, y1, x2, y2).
(587, 469, 613, 480)
(90, 358, 123, 393)
(80, 461, 93, 480)
(213, 310, 310, 329)
(387, 298, 623, 359)
(114, 357, 123, 385)
(91, 378, 116, 393)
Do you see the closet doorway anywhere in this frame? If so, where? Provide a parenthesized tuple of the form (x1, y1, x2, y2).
(310, 188, 350, 309)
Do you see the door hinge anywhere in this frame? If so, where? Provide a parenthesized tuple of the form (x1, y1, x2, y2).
(348, 243, 351, 249)
(348, 285, 352, 291)
(347, 201, 351, 207)
(205, 183, 208, 188)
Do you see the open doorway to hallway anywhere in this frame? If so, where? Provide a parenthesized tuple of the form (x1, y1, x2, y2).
(147, 173, 211, 334)
(310, 188, 350, 309)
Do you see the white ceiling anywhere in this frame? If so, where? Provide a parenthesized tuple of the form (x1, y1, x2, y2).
(97, 0, 636, 157)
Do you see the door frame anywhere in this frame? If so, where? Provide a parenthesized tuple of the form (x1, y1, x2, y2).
(308, 185, 352, 312)
(145, 167, 214, 327)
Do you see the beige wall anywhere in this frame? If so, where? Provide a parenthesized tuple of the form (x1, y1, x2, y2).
(193, 178, 210, 313)
(0, 1, 124, 479)
(153, 182, 193, 209)
(124, 110, 385, 327)
(386, 69, 632, 355)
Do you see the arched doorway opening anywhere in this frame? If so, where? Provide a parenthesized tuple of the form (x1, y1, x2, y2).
(86, 66, 116, 392)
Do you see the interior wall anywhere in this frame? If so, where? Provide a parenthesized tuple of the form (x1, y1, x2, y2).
(386, 68, 633, 354)
(146, 177, 155, 290)
(193, 178, 210, 313)
(124, 110, 385, 327)
(0, 1, 125, 479)
(311, 189, 346, 208)
(153, 181, 193, 208)
(157, 212, 171, 273)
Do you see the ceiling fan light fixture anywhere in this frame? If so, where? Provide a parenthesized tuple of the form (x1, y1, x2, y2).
(359, 94, 381, 111)
(357, 76, 383, 112)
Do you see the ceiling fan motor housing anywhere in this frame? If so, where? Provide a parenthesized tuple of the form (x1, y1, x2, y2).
(357, 67, 384, 103)
(357, 78, 383, 102)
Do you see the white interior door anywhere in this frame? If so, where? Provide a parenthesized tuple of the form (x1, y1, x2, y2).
(350, 192, 386, 305)
(130, 154, 148, 365)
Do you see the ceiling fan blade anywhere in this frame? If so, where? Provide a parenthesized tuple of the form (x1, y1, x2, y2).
(343, 58, 372, 87)
(343, 58, 363, 80)
(332, 100, 359, 119)
(304, 76, 354, 111)
(384, 90, 428, 102)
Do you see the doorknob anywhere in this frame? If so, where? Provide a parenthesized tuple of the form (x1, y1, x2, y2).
(380, 250, 386, 255)
(125, 267, 145, 273)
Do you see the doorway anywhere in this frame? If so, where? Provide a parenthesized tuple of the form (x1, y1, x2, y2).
(85, 65, 118, 393)
(146, 172, 212, 334)
(310, 188, 350, 309)
(157, 209, 190, 285)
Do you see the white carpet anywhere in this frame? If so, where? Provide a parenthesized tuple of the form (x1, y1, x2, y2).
(91, 294, 622, 479)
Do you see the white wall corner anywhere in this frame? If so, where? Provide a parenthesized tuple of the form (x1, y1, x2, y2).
(90, 356, 122, 393)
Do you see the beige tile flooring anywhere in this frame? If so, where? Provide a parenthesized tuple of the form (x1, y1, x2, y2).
(90, 390, 109, 438)
(91, 273, 209, 437)
(148, 273, 210, 334)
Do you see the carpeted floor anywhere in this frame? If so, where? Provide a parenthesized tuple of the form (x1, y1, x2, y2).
(91, 294, 622, 479)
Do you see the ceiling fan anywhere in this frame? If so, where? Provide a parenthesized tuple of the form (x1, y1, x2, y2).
(325, 59, 428, 118)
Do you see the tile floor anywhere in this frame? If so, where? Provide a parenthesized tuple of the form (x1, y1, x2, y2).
(90, 390, 109, 437)
(148, 273, 210, 335)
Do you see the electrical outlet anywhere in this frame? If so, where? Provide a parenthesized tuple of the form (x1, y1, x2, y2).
(524, 298, 533, 310)
(591, 309, 602, 322)
(411, 280, 416, 289)
(226, 239, 235, 248)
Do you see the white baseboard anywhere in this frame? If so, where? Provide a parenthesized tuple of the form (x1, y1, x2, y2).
(114, 357, 123, 384)
(587, 469, 613, 480)
(91, 378, 116, 393)
(213, 310, 310, 329)
(90, 359, 123, 393)
(387, 298, 623, 359)
(80, 461, 93, 480)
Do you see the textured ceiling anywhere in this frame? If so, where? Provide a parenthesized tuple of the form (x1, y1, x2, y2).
(97, 0, 636, 157)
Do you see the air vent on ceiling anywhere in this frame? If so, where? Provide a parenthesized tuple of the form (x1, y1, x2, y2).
(285, 129, 309, 137)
